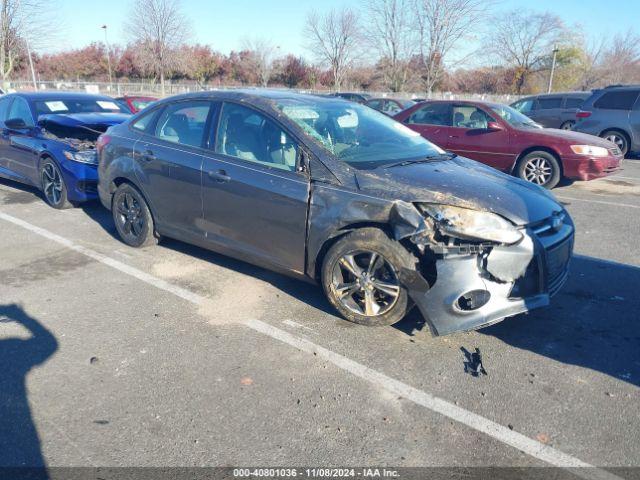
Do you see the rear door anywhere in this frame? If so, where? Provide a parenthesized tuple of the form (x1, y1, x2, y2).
(0, 96, 14, 174)
(133, 99, 215, 238)
(445, 104, 514, 170)
(201, 101, 309, 274)
(533, 96, 564, 127)
(401, 102, 451, 149)
(593, 89, 639, 139)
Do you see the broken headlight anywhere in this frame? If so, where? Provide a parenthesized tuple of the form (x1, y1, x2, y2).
(63, 149, 98, 165)
(419, 204, 523, 245)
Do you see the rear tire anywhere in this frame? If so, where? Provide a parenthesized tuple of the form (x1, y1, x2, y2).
(516, 151, 561, 189)
(601, 130, 629, 157)
(112, 183, 159, 248)
(560, 120, 574, 130)
(321, 228, 418, 327)
(40, 158, 73, 209)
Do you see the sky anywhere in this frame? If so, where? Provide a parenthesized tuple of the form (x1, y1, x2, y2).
(51, 0, 639, 58)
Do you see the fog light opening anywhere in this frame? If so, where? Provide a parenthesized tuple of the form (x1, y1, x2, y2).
(457, 290, 491, 311)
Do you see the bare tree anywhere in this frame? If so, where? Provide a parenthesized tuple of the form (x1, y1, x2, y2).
(413, 0, 490, 95)
(242, 37, 279, 87)
(304, 8, 361, 90)
(602, 29, 640, 85)
(575, 34, 608, 91)
(0, 0, 56, 83)
(488, 10, 564, 93)
(363, 0, 415, 92)
(126, 0, 189, 96)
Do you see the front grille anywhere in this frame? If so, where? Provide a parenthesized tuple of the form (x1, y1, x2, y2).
(520, 214, 574, 298)
(545, 237, 572, 294)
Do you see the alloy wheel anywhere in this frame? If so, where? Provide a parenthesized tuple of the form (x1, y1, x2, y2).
(561, 121, 574, 130)
(42, 163, 63, 206)
(523, 156, 553, 185)
(331, 250, 400, 317)
(115, 192, 145, 239)
(605, 134, 625, 151)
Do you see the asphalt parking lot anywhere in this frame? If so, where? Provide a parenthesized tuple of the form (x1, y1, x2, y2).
(0, 162, 639, 478)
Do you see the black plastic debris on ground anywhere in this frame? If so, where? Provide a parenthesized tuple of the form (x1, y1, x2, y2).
(461, 347, 487, 377)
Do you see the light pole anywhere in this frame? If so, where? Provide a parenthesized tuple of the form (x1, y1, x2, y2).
(25, 38, 37, 91)
(101, 25, 113, 92)
(547, 45, 559, 94)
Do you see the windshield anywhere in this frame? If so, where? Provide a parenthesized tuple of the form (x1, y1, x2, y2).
(490, 104, 541, 128)
(34, 98, 128, 118)
(276, 98, 444, 168)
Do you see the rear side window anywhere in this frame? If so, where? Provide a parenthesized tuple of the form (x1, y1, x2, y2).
(407, 103, 450, 126)
(564, 97, 584, 108)
(594, 90, 640, 110)
(155, 101, 211, 148)
(537, 97, 562, 109)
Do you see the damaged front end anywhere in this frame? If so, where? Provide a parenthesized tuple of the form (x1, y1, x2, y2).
(390, 201, 574, 336)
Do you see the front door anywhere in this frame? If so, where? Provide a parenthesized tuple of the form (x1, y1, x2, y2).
(133, 99, 214, 238)
(201, 102, 309, 274)
(402, 102, 451, 149)
(444, 104, 514, 171)
(1, 97, 38, 183)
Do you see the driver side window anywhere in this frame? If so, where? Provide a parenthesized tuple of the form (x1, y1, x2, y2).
(215, 103, 298, 172)
(8, 97, 34, 127)
(452, 105, 494, 129)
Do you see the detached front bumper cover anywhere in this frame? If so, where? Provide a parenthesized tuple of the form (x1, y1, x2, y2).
(390, 202, 574, 336)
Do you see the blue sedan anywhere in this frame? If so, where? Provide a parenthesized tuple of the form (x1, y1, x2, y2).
(0, 92, 130, 208)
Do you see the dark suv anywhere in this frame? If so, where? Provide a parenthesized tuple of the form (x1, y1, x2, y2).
(573, 85, 640, 156)
(511, 92, 590, 130)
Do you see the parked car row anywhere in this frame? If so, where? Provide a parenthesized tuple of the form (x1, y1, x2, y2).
(0, 89, 575, 337)
(393, 99, 622, 189)
(511, 84, 640, 157)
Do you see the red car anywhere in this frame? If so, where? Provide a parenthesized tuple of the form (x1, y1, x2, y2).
(115, 95, 157, 114)
(394, 100, 623, 188)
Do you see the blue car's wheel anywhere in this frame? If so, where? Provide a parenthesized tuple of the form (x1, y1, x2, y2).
(40, 158, 73, 209)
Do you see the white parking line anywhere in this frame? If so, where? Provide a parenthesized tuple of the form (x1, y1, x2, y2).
(557, 195, 640, 209)
(0, 210, 622, 480)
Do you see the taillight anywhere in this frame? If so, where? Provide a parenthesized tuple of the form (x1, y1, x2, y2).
(576, 110, 591, 119)
(96, 134, 112, 155)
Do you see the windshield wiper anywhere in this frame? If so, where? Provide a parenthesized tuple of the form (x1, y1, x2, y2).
(383, 153, 456, 169)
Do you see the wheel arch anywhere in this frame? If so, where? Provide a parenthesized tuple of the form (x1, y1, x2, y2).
(513, 146, 564, 176)
(311, 221, 395, 282)
(109, 176, 159, 224)
(599, 127, 631, 145)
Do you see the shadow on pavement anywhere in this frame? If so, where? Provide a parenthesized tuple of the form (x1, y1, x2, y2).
(483, 255, 640, 387)
(0, 304, 57, 478)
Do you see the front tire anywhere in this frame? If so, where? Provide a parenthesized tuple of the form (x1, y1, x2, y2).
(112, 183, 158, 248)
(601, 130, 629, 157)
(40, 158, 73, 209)
(516, 151, 561, 189)
(321, 228, 418, 327)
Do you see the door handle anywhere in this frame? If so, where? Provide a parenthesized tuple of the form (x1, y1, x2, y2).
(208, 169, 231, 183)
(449, 135, 460, 139)
(141, 150, 156, 162)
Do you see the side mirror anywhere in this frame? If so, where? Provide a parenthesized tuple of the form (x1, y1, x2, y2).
(5, 117, 28, 130)
(486, 121, 503, 131)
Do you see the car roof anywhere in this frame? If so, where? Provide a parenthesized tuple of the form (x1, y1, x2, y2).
(10, 91, 117, 101)
(153, 88, 358, 106)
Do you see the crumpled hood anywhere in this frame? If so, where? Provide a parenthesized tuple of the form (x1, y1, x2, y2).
(523, 127, 615, 148)
(38, 112, 130, 130)
(354, 156, 563, 226)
